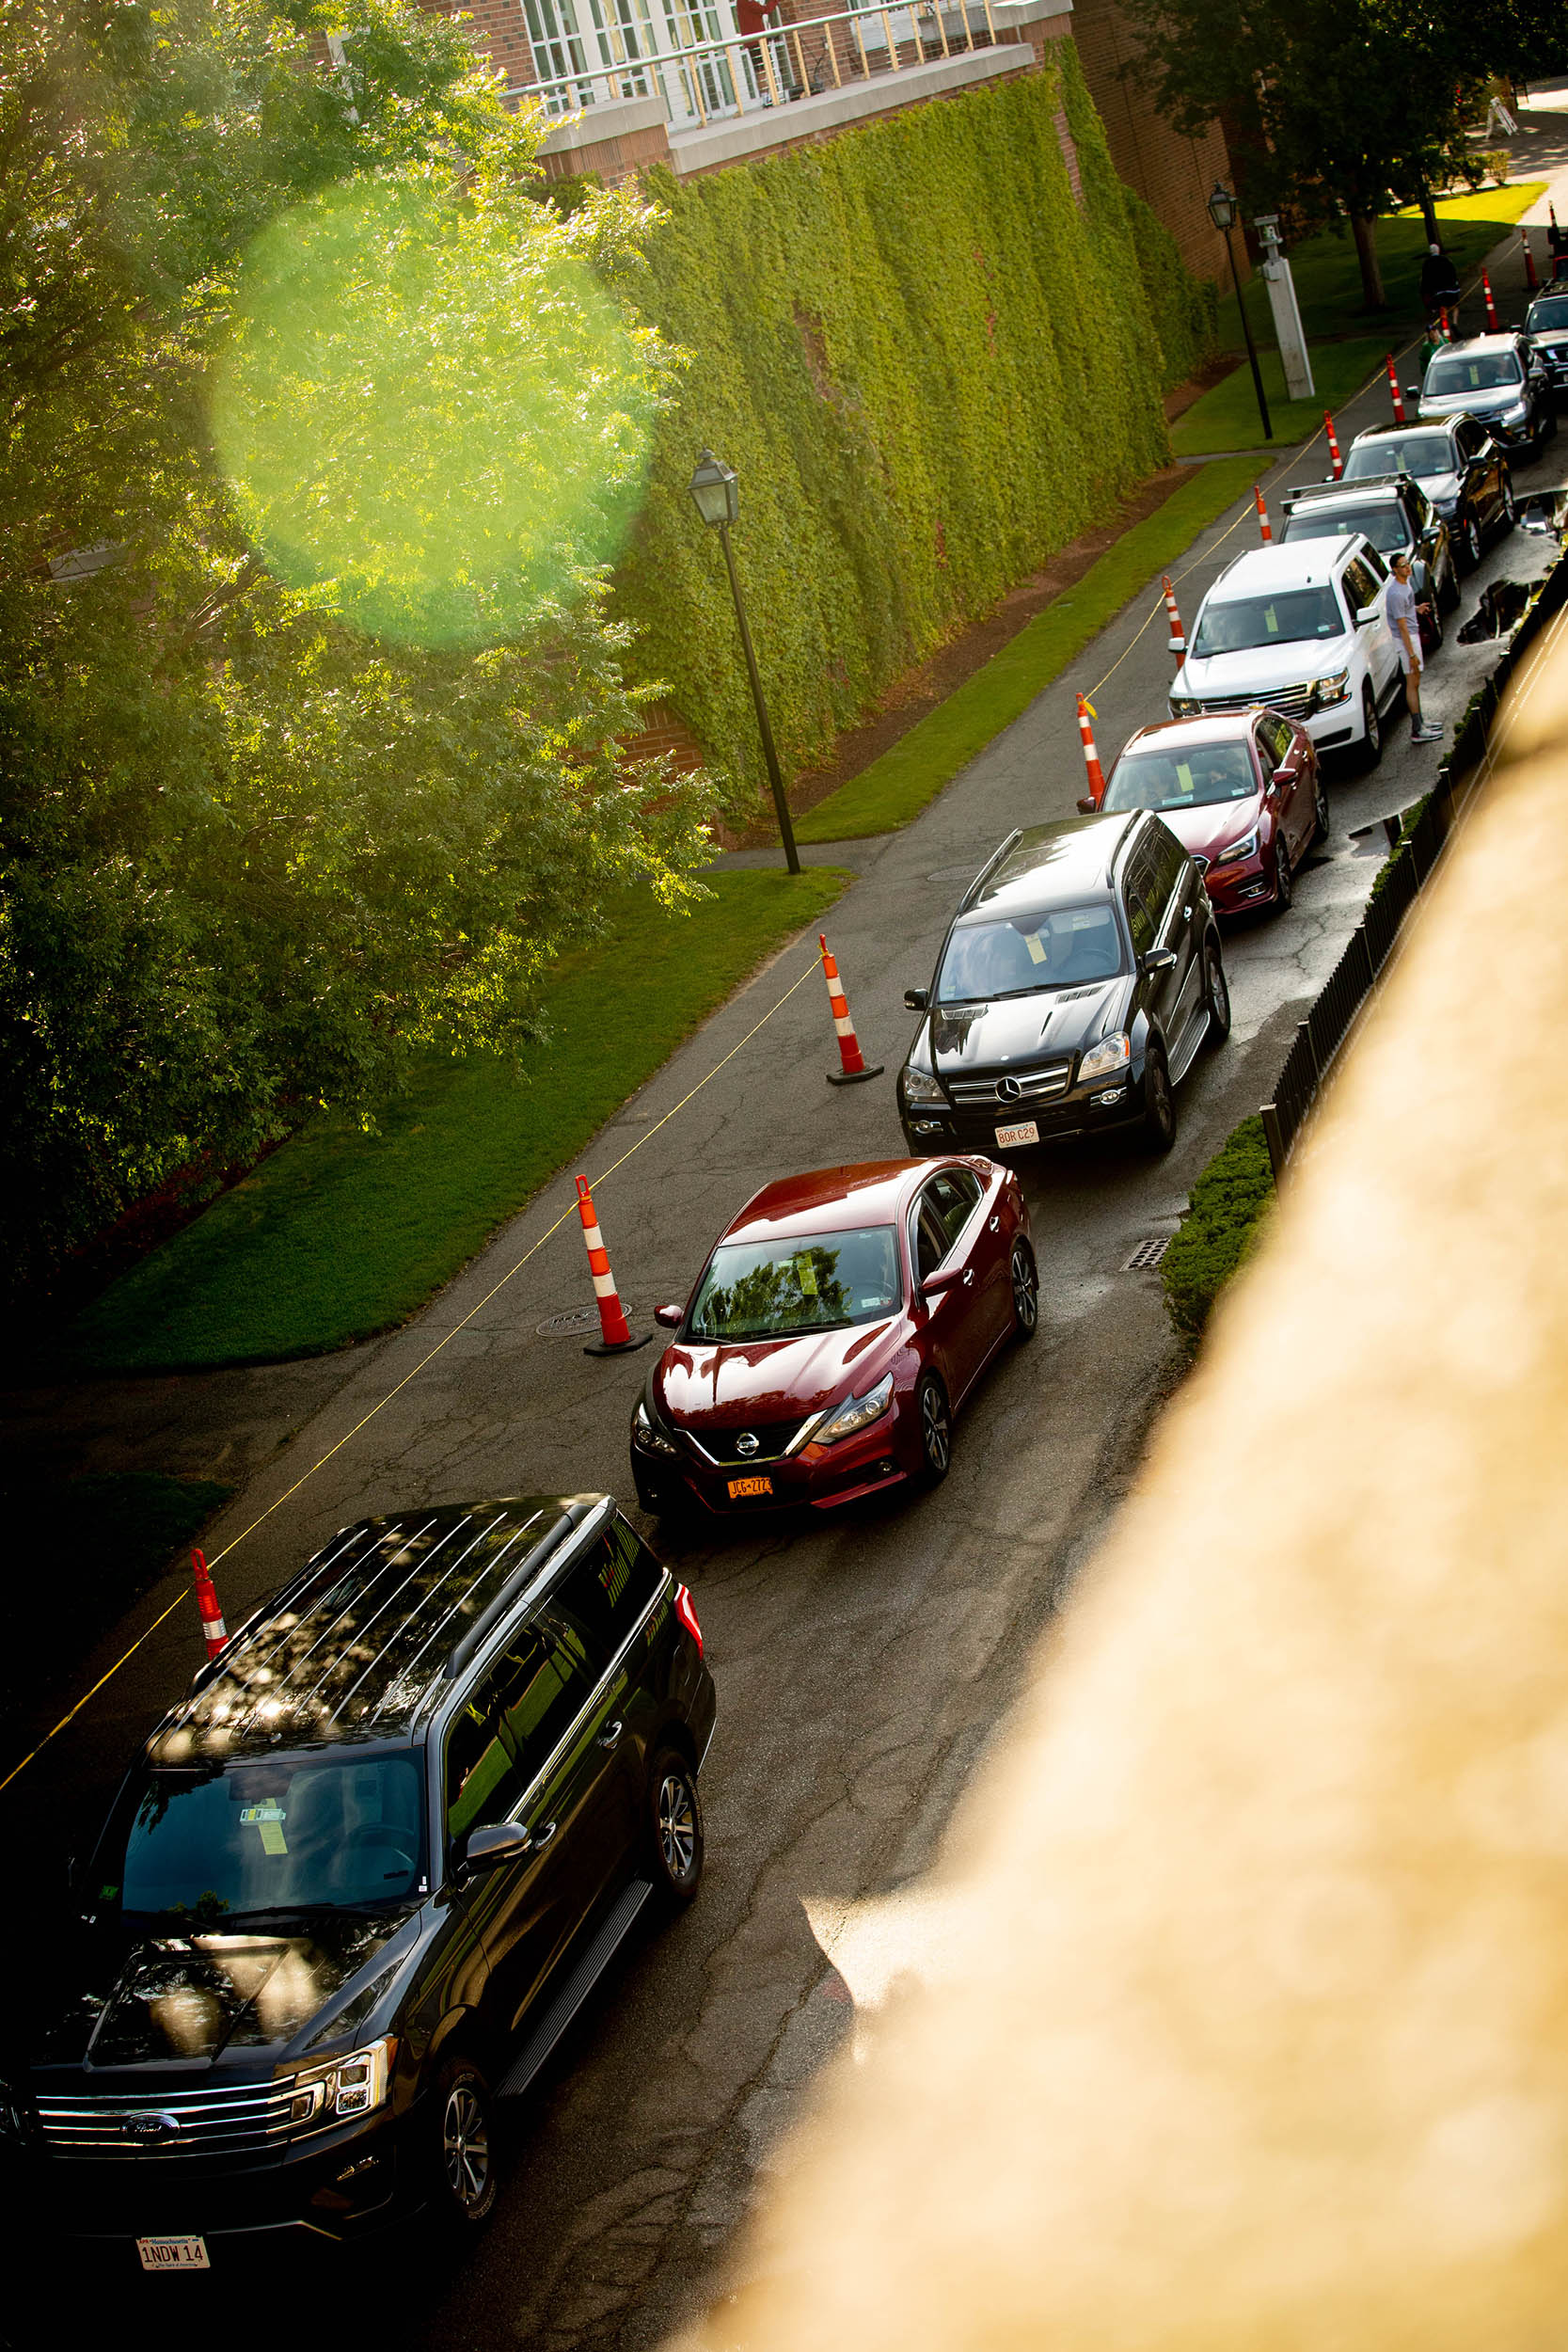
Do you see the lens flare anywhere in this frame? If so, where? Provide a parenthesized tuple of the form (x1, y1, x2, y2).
(212, 177, 657, 647)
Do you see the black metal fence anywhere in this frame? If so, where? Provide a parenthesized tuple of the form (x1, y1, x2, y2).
(1260, 548, 1568, 1176)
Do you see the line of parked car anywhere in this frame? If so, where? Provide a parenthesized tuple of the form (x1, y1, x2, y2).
(6, 310, 1560, 2292)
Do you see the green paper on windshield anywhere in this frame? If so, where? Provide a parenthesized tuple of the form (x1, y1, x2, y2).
(1024, 931, 1048, 964)
(1265, 608, 1279, 634)
(798, 1257, 818, 1296)
(1176, 762, 1194, 794)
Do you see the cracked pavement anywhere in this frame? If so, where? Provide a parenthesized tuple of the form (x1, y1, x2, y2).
(5, 152, 1564, 2350)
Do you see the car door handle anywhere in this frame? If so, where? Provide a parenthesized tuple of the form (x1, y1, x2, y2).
(530, 1820, 557, 1850)
(596, 1720, 624, 1750)
(1181, 902, 1193, 919)
(961, 1267, 974, 1286)
(989, 1215, 1001, 1232)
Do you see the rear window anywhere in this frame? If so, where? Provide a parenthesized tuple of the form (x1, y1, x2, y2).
(1192, 586, 1343, 656)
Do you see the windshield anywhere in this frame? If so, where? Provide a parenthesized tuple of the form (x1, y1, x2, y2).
(1281, 503, 1409, 554)
(1192, 585, 1343, 657)
(1424, 349, 1521, 394)
(1103, 741, 1258, 814)
(98, 1753, 426, 1920)
(937, 902, 1124, 1001)
(688, 1225, 901, 1340)
(1527, 296, 1568, 333)
(1344, 433, 1452, 482)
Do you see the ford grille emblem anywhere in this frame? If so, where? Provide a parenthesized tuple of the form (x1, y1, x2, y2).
(735, 1431, 760, 1457)
(997, 1074, 1023, 1102)
(124, 2111, 182, 2143)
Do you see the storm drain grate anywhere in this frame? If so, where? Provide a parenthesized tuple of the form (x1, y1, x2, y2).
(1121, 1236, 1172, 1272)
(536, 1305, 603, 1339)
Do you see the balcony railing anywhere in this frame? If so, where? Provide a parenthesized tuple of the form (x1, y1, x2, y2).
(515, 1, 1003, 133)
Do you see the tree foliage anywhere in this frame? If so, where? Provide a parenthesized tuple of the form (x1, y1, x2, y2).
(1117, 0, 1561, 306)
(0, 0, 715, 1300)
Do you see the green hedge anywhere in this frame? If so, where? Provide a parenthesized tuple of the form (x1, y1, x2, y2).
(618, 45, 1213, 811)
(1162, 1113, 1275, 1340)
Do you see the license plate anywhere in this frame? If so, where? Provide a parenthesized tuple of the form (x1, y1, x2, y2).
(994, 1120, 1039, 1149)
(727, 1475, 774, 1500)
(136, 2236, 209, 2272)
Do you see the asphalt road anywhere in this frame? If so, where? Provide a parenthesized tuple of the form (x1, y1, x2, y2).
(5, 147, 1565, 2351)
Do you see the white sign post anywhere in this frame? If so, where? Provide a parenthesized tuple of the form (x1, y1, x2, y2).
(1254, 215, 1314, 401)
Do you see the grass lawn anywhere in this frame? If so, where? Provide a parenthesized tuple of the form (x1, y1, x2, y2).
(1193, 184, 1549, 453)
(1171, 338, 1389, 458)
(795, 455, 1262, 844)
(62, 868, 847, 1374)
(0, 1473, 231, 1717)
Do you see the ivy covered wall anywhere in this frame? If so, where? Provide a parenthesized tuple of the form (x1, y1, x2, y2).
(615, 42, 1218, 809)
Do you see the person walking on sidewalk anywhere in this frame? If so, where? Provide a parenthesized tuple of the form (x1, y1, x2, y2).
(1388, 552, 1442, 743)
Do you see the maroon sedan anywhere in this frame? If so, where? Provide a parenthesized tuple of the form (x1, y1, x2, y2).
(1084, 707, 1327, 915)
(628, 1158, 1037, 1520)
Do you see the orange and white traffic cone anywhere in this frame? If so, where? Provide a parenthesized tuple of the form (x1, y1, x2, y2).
(1161, 575, 1186, 665)
(575, 1176, 649, 1356)
(1481, 269, 1499, 331)
(1076, 694, 1106, 808)
(1254, 484, 1272, 544)
(820, 933, 882, 1087)
(1386, 354, 1406, 423)
(1522, 225, 1539, 294)
(1323, 411, 1343, 479)
(191, 1549, 228, 1661)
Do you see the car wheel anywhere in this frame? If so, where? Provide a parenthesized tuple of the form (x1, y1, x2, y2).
(1360, 682, 1383, 771)
(434, 2060, 498, 2231)
(1272, 829, 1294, 912)
(1312, 772, 1331, 843)
(914, 1371, 952, 1484)
(1141, 1046, 1177, 1155)
(1460, 513, 1482, 571)
(1009, 1239, 1039, 1341)
(1500, 474, 1516, 531)
(1203, 935, 1231, 1041)
(646, 1747, 704, 1906)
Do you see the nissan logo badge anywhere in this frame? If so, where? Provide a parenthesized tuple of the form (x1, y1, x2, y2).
(735, 1431, 760, 1457)
(997, 1074, 1023, 1102)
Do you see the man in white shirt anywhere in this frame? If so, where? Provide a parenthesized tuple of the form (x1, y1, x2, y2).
(1387, 552, 1443, 743)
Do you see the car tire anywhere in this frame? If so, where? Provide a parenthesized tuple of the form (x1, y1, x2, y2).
(914, 1371, 952, 1485)
(1360, 682, 1383, 771)
(646, 1747, 704, 1906)
(1459, 513, 1482, 572)
(1009, 1239, 1039, 1341)
(1272, 829, 1294, 913)
(1140, 1045, 1177, 1155)
(1312, 772, 1331, 843)
(432, 2059, 498, 2232)
(1203, 935, 1231, 1042)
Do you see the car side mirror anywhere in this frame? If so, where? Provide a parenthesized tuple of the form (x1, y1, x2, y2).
(1271, 764, 1293, 787)
(654, 1302, 684, 1330)
(1356, 605, 1381, 625)
(919, 1263, 965, 1299)
(459, 1821, 533, 1879)
(1404, 384, 1420, 401)
(1076, 795, 1097, 815)
(1140, 946, 1178, 975)
(903, 987, 930, 1012)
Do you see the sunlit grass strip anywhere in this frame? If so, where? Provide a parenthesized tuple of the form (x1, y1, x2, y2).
(794, 458, 1261, 844)
(63, 870, 848, 1372)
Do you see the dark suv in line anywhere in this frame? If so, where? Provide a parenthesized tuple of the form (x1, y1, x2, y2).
(2, 1492, 715, 2267)
(896, 811, 1229, 1158)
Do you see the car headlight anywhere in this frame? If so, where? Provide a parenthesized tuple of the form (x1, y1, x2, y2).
(815, 1373, 894, 1444)
(1079, 1031, 1131, 1084)
(1170, 696, 1203, 718)
(1211, 826, 1259, 866)
(1499, 400, 1528, 424)
(286, 2036, 395, 2129)
(633, 1399, 680, 1458)
(1313, 669, 1351, 708)
(0, 2079, 26, 2145)
(901, 1066, 945, 1105)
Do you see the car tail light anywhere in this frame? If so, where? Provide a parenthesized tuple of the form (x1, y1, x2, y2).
(673, 1581, 704, 1657)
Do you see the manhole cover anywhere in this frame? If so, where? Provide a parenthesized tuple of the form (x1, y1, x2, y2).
(536, 1305, 602, 1338)
(1121, 1236, 1171, 1272)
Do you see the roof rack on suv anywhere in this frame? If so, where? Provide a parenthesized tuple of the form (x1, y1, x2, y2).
(446, 1495, 607, 1678)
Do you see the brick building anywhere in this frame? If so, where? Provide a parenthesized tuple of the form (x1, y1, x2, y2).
(1068, 0, 1234, 283)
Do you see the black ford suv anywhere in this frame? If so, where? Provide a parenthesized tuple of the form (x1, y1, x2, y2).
(4, 1492, 714, 2267)
(896, 812, 1229, 1158)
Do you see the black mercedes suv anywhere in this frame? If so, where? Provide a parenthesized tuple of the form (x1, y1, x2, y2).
(4, 1492, 714, 2267)
(896, 812, 1229, 1158)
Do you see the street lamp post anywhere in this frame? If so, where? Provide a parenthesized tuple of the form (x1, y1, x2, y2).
(689, 450, 800, 877)
(1207, 182, 1273, 444)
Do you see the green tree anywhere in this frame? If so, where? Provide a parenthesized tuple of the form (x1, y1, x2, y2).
(1117, 0, 1552, 310)
(0, 0, 714, 1300)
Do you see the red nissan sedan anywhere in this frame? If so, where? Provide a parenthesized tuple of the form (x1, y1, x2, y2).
(628, 1158, 1037, 1520)
(1085, 707, 1327, 916)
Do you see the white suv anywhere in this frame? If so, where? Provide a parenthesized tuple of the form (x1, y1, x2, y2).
(1169, 537, 1402, 764)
